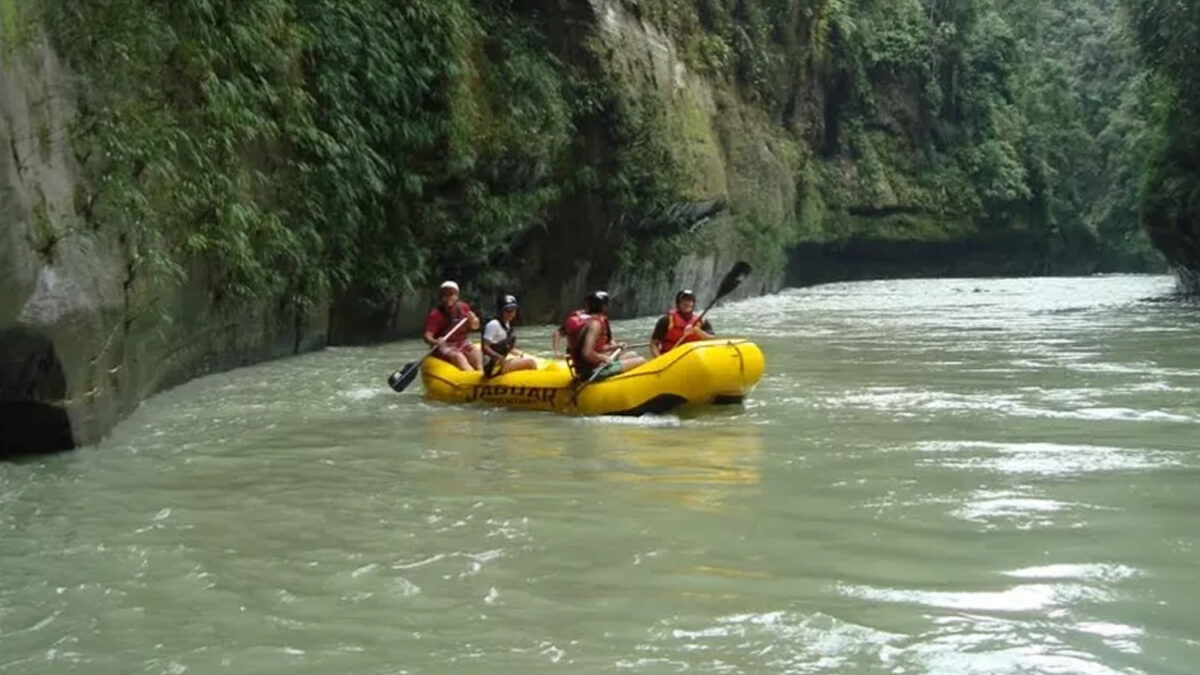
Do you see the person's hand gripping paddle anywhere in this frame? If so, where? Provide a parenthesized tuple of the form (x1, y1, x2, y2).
(572, 261, 752, 409)
(667, 261, 752, 351)
(387, 316, 471, 393)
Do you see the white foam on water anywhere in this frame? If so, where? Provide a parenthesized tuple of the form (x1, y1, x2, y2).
(915, 440, 1185, 476)
(343, 386, 386, 401)
(838, 581, 1109, 613)
(1002, 563, 1142, 582)
(579, 414, 683, 428)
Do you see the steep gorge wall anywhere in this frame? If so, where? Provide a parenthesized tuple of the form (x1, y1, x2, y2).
(1122, 0, 1200, 292)
(1, 26, 324, 454)
(1, 1, 793, 451)
(0, 0, 1168, 452)
(511, 0, 795, 320)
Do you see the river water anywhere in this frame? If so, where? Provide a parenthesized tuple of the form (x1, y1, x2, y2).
(2, 275, 1198, 674)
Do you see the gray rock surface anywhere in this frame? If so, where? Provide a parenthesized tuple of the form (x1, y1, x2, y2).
(1, 31, 326, 455)
(1, 10, 782, 453)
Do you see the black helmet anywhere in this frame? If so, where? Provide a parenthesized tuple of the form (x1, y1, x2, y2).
(497, 294, 518, 312)
(675, 289, 696, 304)
(586, 290, 610, 313)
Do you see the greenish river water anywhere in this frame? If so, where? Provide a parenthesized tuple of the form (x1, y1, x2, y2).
(3, 275, 1199, 674)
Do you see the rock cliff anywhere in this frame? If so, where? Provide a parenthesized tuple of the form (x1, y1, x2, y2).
(0, 0, 1165, 452)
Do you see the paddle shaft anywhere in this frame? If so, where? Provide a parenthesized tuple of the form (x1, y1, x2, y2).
(664, 261, 751, 352)
(570, 345, 626, 407)
(389, 315, 471, 392)
(425, 315, 472, 353)
(666, 295, 722, 351)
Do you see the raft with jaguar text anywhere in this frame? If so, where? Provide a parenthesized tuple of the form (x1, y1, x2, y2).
(419, 339, 765, 416)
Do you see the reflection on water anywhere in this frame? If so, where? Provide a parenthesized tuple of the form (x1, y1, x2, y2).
(588, 425, 762, 513)
(4, 275, 1200, 674)
(416, 409, 763, 513)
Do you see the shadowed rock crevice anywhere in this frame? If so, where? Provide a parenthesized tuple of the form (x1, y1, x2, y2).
(0, 327, 75, 456)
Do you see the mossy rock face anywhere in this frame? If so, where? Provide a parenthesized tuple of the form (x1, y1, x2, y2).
(1, 36, 328, 452)
(575, 0, 801, 292)
(3, 0, 1177, 452)
(1, 0, 20, 58)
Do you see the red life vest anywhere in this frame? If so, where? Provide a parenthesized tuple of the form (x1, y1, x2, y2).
(561, 310, 591, 340)
(435, 303, 470, 346)
(661, 309, 702, 352)
(563, 310, 611, 374)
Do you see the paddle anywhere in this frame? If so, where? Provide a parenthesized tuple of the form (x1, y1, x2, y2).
(569, 345, 626, 407)
(387, 316, 471, 393)
(667, 260, 752, 351)
(571, 260, 752, 409)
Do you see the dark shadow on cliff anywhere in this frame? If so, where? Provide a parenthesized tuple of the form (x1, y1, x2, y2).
(786, 232, 1164, 288)
(0, 327, 75, 457)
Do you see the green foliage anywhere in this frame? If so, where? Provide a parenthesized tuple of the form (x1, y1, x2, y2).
(861, 0, 933, 71)
(1, 0, 17, 50)
(0, 0, 37, 57)
(802, 0, 1161, 267)
(299, 1, 577, 298)
(40, 0, 1170, 323)
(48, 0, 319, 301)
(1122, 0, 1200, 276)
(47, 0, 580, 306)
(1008, 0, 1161, 267)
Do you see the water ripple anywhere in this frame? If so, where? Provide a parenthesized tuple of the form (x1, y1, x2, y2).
(3, 274, 1197, 674)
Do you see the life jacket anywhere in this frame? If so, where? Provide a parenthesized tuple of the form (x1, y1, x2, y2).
(560, 310, 591, 339)
(482, 317, 517, 377)
(562, 310, 611, 377)
(661, 309, 703, 352)
(436, 303, 469, 345)
(483, 317, 517, 354)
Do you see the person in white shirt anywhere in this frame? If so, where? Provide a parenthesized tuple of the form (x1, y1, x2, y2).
(481, 294, 537, 377)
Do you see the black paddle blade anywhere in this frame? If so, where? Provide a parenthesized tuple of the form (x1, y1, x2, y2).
(387, 362, 419, 392)
(716, 261, 752, 299)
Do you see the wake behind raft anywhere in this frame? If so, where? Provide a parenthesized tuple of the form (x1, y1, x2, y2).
(400, 339, 765, 417)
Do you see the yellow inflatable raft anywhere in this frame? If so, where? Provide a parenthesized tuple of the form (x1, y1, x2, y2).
(420, 339, 765, 416)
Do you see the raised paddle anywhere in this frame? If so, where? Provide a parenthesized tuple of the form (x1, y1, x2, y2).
(571, 260, 752, 409)
(387, 316, 471, 393)
(667, 260, 752, 351)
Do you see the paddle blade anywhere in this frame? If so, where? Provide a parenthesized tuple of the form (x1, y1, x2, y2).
(387, 362, 420, 392)
(715, 261, 752, 300)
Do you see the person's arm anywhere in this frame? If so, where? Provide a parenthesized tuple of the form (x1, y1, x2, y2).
(462, 302, 481, 331)
(481, 321, 504, 361)
(581, 322, 605, 366)
(606, 321, 627, 353)
(677, 317, 714, 344)
(649, 316, 669, 357)
(422, 311, 441, 347)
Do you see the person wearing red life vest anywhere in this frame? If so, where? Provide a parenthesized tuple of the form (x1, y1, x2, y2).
(559, 290, 645, 380)
(422, 280, 482, 371)
(649, 289, 714, 357)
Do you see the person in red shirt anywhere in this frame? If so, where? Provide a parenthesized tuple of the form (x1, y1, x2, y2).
(422, 280, 482, 371)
